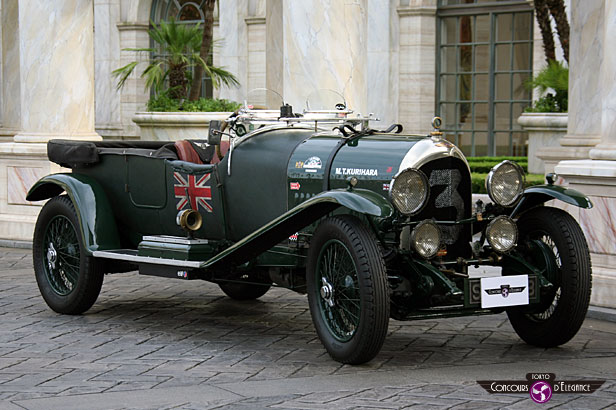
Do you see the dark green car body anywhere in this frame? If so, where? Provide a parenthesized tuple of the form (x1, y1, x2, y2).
(28, 124, 593, 364)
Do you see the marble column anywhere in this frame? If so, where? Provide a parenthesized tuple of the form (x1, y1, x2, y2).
(396, 0, 437, 134)
(587, 0, 616, 160)
(217, 0, 249, 104)
(11, 0, 101, 143)
(265, 0, 368, 115)
(0, 0, 21, 140)
(553, 0, 616, 308)
(117, 22, 150, 139)
(540, 0, 602, 168)
(95, 0, 123, 139)
(0, 0, 99, 242)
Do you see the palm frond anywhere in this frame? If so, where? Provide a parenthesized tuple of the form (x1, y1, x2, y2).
(112, 61, 139, 90)
(529, 60, 568, 93)
(204, 65, 240, 89)
(142, 62, 166, 92)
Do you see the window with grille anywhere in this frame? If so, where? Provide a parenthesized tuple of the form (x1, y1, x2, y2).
(436, 0, 533, 156)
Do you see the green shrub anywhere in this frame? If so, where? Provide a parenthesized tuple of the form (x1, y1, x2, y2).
(466, 156, 527, 163)
(471, 172, 545, 194)
(524, 60, 568, 113)
(466, 157, 528, 173)
(147, 95, 241, 112)
(469, 161, 528, 174)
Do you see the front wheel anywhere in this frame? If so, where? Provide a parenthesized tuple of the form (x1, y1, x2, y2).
(33, 195, 104, 314)
(507, 207, 591, 347)
(307, 215, 389, 364)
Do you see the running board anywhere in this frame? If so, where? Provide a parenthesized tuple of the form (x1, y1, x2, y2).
(92, 249, 202, 268)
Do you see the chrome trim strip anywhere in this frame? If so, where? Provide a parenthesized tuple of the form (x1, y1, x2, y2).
(92, 250, 202, 268)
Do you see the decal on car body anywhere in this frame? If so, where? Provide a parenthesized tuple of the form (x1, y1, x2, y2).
(173, 172, 213, 212)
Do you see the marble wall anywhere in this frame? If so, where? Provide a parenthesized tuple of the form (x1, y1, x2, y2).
(94, 0, 123, 139)
(397, 0, 437, 134)
(13, 0, 99, 141)
(566, 0, 603, 141)
(0, 0, 99, 243)
(217, 0, 250, 104)
(551, 0, 616, 308)
(1, 0, 21, 137)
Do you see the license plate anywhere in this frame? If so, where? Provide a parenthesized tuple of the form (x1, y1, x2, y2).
(480, 275, 529, 308)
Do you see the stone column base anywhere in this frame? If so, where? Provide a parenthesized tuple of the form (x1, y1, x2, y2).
(0, 142, 64, 242)
(554, 159, 616, 309)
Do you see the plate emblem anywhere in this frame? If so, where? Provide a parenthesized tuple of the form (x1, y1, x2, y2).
(174, 172, 213, 212)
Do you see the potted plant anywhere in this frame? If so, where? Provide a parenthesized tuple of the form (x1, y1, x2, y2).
(518, 60, 568, 174)
(113, 18, 240, 140)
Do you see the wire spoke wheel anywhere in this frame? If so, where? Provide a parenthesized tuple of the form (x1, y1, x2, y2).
(33, 195, 104, 315)
(307, 215, 389, 364)
(316, 239, 361, 342)
(507, 207, 591, 347)
(527, 232, 562, 321)
(42, 215, 81, 296)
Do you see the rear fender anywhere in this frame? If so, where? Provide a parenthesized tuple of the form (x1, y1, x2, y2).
(203, 188, 393, 268)
(27, 173, 121, 254)
(511, 184, 592, 218)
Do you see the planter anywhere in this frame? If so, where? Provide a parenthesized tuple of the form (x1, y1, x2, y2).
(518, 112, 568, 174)
(132, 111, 232, 141)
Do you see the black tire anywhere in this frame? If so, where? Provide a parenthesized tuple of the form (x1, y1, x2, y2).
(33, 195, 104, 314)
(507, 206, 591, 347)
(307, 215, 389, 364)
(219, 278, 271, 300)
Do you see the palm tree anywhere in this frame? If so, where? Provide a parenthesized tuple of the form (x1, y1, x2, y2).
(534, 0, 556, 64)
(113, 18, 238, 100)
(189, 0, 216, 101)
(546, 0, 569, 63)
(534, 0, 569, 64)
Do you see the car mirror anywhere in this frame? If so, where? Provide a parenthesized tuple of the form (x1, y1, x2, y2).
(207, 121, 222, 145)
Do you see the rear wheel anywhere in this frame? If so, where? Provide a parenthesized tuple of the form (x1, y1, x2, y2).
(507, 207, 591, 347)
(219, 282, 271, 300)
(33, 195, 104, 314)
(218, 273, 271, 300)
(307, 215, 389, 364)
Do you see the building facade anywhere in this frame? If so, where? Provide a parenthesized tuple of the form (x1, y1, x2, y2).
(0, 0, 614, 307)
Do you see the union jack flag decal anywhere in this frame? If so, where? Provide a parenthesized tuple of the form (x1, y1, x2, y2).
(173, 172, 213, 212)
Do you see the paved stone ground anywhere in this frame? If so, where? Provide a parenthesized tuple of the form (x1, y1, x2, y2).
(1, 246, 615, 409)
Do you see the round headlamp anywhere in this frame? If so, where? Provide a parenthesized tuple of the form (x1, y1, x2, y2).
(486, 216, 518, 253)
(389, 168, 429, 215)
(411, 220, 441, 259)
(486, 160, 525, 207)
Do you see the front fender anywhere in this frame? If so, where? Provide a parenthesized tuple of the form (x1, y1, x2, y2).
(511, 184, 593, 218)
(316, 188, 394, 218)
(27, 174, 121, 254)
(203, 188, 393, 268)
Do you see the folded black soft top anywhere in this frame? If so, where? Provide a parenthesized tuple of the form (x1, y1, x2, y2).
(47, 139, 212, 168)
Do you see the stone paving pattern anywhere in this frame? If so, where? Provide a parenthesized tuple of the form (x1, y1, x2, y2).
(0, 247, 615, 409)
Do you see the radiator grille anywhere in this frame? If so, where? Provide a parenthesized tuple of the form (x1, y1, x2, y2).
(415, 158, 472, 257)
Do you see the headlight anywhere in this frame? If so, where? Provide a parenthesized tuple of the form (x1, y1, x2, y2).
(486, 216, 517, 253)
(411, 220, 441, 259)
(389, 168, 429, 215)
(486, 161, 525, 207)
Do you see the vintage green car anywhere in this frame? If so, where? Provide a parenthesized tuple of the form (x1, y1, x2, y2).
(27, 92, 593, 364)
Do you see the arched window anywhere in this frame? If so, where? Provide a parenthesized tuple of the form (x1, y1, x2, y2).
(150, 0, 217, 98)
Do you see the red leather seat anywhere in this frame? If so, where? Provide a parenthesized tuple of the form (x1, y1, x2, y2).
(174, 140, 203, 164)
(210, 140, 230, 164)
